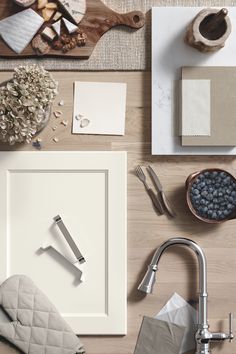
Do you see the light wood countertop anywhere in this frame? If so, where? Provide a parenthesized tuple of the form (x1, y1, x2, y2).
(0, 71, 235, 354)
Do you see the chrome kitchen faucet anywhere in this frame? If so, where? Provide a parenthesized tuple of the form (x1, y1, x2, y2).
(138, 237, 234, 354)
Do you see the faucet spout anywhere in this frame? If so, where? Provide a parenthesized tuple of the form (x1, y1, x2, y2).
(138, 237, 208, 328)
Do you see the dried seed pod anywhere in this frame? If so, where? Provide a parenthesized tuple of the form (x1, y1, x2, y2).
(58, 100, 64, 106)
(53, 137, 59, 143)
(61, 120, 68, 127)
(80, 118, 90, 128)
(53, 110, 62, 118)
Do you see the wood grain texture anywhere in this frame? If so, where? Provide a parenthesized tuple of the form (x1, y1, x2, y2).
(0, 71, 235, 354)
(0, 0, 145, 58)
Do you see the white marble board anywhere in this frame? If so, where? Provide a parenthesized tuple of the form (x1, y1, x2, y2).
(152, 7, 236, 155)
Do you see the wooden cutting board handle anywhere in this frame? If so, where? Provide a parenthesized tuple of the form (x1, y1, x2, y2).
(115, 11, 146, 29)
(79, 1, 146, 45)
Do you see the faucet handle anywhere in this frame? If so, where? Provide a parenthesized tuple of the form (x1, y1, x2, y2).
(228, 313, 234, 342)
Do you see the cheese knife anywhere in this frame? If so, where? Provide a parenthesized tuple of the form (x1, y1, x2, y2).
(147, 165, 177, 218)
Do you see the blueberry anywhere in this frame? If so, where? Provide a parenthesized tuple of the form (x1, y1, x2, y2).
(220, 172, 226, 178)
(204, 172, 210, 177)
(227, 203, 234, 210)
(213, 190, 218, 197)
(207, 194, 213, 201)
(208, 210, 213, 216)
(232, 191, 236, 197)
(201, 191, 208, 197)
(212, 171, 218, 177)
(218, 192, 223, 197)
(200, 182, 206, 188)
(193, 189, 200, 195)
(208, 203, 213, 210)
(213, 198, 218, 203)
(223, 210, 229, 216)
(212, 212, 217, 219)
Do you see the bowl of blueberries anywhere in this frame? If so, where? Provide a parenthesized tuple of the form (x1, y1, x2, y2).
(186, 168, 236, 223)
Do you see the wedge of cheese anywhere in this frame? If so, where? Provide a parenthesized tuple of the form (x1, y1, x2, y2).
(0, 9, 44, 54)
(52, 20, 61, 36)
(57, 0, 86, 24)
(63, 18, 78, 34)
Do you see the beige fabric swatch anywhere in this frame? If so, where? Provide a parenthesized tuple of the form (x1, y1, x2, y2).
(181, 80, 211, 137)
(134, 316, 185, 354)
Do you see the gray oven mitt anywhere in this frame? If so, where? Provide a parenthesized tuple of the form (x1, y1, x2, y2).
(0, 275, 85, 354)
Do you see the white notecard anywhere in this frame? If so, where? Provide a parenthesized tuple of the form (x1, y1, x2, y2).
(73, 81, 127, 135)
(182, 79, 211, 136)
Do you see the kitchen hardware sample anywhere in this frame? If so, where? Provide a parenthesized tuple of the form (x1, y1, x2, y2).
(152, 7, 236, 155)
(0, 0, 145, 58)
(53, 215, 85, 264)
(147, 165, 176, 218)
(0, 151, 127, 335)
(135, 165, 164, 215)
(138, 237, 234, 354)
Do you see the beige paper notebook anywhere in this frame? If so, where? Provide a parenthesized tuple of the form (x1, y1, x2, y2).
(182, 67, 236, 146)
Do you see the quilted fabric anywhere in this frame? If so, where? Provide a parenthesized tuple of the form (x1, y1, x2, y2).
(0, 275, 85, 354)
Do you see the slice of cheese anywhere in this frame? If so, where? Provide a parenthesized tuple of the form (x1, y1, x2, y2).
(0, 9, 44, 54)
(53, 11, 62, 21)
(38, 0, 48, 9)
(57, 0, 86, 24)
(42, 7, 55, 21)
(63, 17, 78, 34)
(42, 26, 57, 41)
(45, 2, 57, 10)
(52, 20, 61, 36)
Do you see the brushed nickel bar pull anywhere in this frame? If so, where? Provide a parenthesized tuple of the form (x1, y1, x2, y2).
(53, 215, 86, 264)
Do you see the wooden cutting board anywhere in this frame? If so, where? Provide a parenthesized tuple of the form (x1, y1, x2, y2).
(0, 0, 146, 58)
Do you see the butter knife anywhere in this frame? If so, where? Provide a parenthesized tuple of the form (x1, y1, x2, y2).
(147, 166, 177, 218)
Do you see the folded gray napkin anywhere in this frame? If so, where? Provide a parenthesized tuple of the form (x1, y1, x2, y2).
(134, 316, 186, 354)
(0, 275, 85, 354)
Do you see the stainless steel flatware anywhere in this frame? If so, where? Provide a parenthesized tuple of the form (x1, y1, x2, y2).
(135, 165, 164, 215)
(147, 165, 176, 218)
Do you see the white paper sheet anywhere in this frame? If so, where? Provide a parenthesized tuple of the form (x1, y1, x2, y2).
(72, 81, 127, 136)
(155, 293, 197, 354)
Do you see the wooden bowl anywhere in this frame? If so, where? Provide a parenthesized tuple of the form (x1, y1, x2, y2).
(186, 168, 236, 224)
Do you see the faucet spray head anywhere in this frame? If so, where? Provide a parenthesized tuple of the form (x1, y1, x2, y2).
(138, 265, 157, 294)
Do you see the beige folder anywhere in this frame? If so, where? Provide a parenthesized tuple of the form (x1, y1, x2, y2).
(182, 67, 236, 146)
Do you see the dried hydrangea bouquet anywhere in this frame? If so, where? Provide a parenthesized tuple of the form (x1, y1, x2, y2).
(0, 65, 58, 145)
